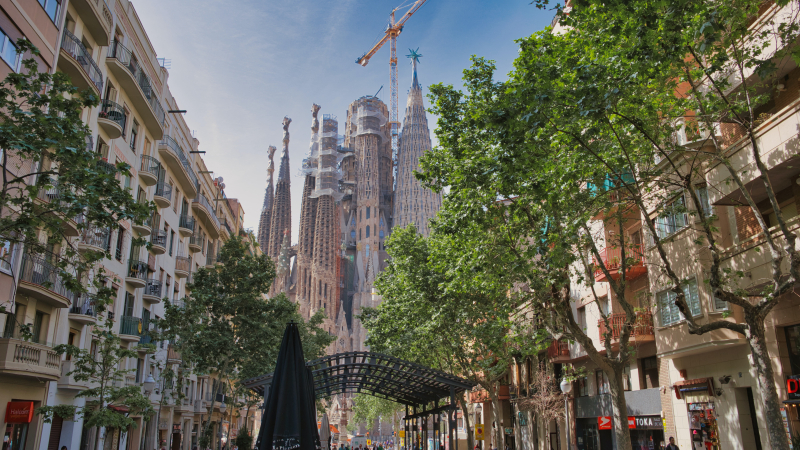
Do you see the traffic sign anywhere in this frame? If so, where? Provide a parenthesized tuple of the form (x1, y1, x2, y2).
(475, 424, 484, 440)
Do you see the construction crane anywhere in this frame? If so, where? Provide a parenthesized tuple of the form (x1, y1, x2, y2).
(356, 0, 427, 163)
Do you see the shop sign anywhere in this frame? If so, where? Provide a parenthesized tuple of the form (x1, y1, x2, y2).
(598, 416, 612, 430)
(504, 428, 513, 435)
(4, 401, 34, 424)
(787, 375, 800, 400)
(628, 416, 662, 430)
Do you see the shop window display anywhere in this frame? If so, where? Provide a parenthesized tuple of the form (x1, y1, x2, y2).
(687, 402, 720, 450)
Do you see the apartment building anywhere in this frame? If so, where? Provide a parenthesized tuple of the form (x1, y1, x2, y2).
(0, 3, 250, 450)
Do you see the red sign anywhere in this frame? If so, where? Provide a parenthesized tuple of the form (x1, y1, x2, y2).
(598, 416, 612, 430)
(628, 417, 635, 429)
(788, 378, 799, 394)
(5, 401, 34, 424)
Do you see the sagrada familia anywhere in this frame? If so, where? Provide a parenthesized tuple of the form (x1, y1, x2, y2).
(256, 56, 441, 429)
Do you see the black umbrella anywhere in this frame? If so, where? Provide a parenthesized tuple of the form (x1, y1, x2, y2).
(257, 322, 321, 450)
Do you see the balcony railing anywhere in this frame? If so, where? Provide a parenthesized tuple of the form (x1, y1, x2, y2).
(99, 99, 126, 129)
(0, 338, 61, 379)
(60, 30, 103, 91)
(80, 224, 110, 249)
(159, 136, 199, 188)
(221, 218, 233, 236)
(70, 294, 97, 317)
(194, 193, 221, 229)
(151, 230, 167, 248)
(140, 154, 160, 178)
(167, 345, 181, 361)
(37, 182, 66, 205)
(107, 41, 166, 126)
(189, 231, 205, 249)
(19, 253, 74, 302)
(176, 255, 191, 273)
(119, 315, 141, 336)
(179, 214, 196, 231)
(593, 244, 646, 282)
(127, 259, 148, 282)
(144, 279, 162, 298)
(546, 340, 570, 360)
(206, 247, 216, 266)
(154, 181, 172, 201)
(597, 311, 654, 341)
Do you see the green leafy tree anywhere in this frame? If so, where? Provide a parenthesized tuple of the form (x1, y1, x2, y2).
(0, 39, 150, 316)
(345, 395, 403, 437)
(418, 0, 800, 448)
(156, 236, 333, 448)
(36, 313, 154, 450)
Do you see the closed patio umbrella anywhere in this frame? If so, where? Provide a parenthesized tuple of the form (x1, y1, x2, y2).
(319, 414, 330, 450)
(256, 322, 321, 450)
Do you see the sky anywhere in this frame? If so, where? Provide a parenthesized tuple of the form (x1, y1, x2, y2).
(132, 0, 555, 243)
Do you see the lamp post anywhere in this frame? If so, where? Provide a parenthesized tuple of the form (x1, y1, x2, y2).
(559, 378, 573, 450)
(219, 401, 227, 450)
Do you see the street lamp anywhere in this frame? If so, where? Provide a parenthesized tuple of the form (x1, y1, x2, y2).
(143, 374, 156, 395)
(560, 378, 573, 450)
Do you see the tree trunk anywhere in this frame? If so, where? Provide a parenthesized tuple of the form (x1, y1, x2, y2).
(746, 316, 790, 450)
(607, 371, 632, 450)
(489, 390, 505, 450)
(459, 396, 474, 450)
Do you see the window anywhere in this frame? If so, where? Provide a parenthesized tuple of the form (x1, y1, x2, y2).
(380, 217, 384, 227)
(350, 230, 355, 240)
(32, 310, 46, 344)
(0, 240, 16, 274)
(597, 296, 610, 316)
(655, 195, 687, 239)
(351, 216, 355, 226)
(38, 0, 61, 24)
(366, 244, 370, 257)
(115, 226, 125, 261)
(657, 277, 701, 326)
(379, 230, 384, 240)
(695, 185, 712, 218)
(366, 226, 370, 238)
(136, 358, 143, 383)
(130, 120, 139, 151)
(713, 294, 728, 311)
(577, 376, 589, 397)
(169, 230, 175, 256)
(122, 107, 130, 138)
(595, 370, 609, 395)
(640, 356, 659, 389)
(123, 292, 135, 317)
(577, 306, 587, 331)
(623, 365, 632, 391)
(359, 229, 361, 240)
(0, 28, 21, 71)
(366, 207, 370, 219)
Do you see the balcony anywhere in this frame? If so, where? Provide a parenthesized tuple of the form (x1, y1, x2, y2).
(98, 99, 125, 139)
(179, 215, 195, 237)
(58, 30, 103, 95)
(188, 232, 204, 253)
(149, 230, 167, 255)
(119, 315, 142, 341)
(205, 247, 216, 268)
(175, 255, 190, 279)
(126, 259, 148, 288)
(0, 338, 61, 381)
(59, 359, 87, 390)
(593, 244, 646, 282)
(77, 223, 110, 253)
(106, 41, 165, 139)
(158, 136, 199, 199)
(220, 218, 231, 238)
(193, 193, 221, 239)
(167, 345, 181, 363)
(153, 181, 172, 209)
(142, 279, 162, 304)
(68, 0, 112, 46)
(68, 294, 98, 325)
(36, 184, 79, 237)
(597, 311, 655, 344)
(139, 155, 161, 187)
(194, 399, 207, 414)
(546, 340, 571, 363)
(18, 253, 75, 308)
(131, 209, 152, 236)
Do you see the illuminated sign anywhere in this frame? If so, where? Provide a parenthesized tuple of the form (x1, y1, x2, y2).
(5, 402, 34, 424)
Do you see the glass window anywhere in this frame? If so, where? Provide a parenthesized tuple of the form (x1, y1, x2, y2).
(350, 230, 355, 240)
(379, 230, 384, 240)
(695, 185, 712, 218)
(657, 277, 701, 326)
(713, 294, 728, 311)
(577, 376, 589, 397)
(366, 226, 370, 238)
(38, 0, 61, 24)
(0, 240, 16, 273)
(365, 244, 370, 257)
(655, 195, 688, 239)
(366, 207, 370, 219)
(595, 370, 609, 395)
(0, 28, 20, 72)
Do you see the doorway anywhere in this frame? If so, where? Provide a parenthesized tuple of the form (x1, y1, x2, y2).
(734, 387, 762, 450)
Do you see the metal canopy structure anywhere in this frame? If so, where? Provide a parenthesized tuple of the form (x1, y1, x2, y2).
(244, 351, 474, 406)
(245, 351, 475, 450)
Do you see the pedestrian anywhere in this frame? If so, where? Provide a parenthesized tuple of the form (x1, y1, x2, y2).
(666, 437, 679, 450)
(61, 446, 67, 450)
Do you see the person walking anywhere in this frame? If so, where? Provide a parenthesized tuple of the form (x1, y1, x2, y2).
(666, 437, 679, 450)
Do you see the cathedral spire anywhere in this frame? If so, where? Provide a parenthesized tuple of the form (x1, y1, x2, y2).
(267, 117, 293, 258)
(257, 145, 276, 254)
(393, 49, 442, 237)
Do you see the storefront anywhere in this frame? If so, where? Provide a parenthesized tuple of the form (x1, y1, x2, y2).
(574, 388, 664, 450)
(628, 416, 664, 450)
(782, 324, 800, 439)
(3, 402, 34, 450)
(673, 378, 720, 450)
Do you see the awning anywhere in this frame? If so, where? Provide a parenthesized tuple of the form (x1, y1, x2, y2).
(673, 377, 714, 399)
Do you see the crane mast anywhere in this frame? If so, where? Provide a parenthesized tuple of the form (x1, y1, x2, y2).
(356, 0, 427, 168)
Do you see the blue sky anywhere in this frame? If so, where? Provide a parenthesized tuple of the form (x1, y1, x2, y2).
(134, 0, 555, 242)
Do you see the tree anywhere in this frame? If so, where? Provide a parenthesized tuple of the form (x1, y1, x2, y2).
(156, 236, 333, 448)
(36, 313, 154, 450)
(345, 395, 404, 437)
(418, 0, 800, 448)
(0, 39, 150, 315)
(363, 226, 545, 450)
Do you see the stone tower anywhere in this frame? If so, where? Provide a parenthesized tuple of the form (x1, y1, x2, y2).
(267, 117, 292, 259)
(296, 105, 320, 318)
(394, 50, 441, 236)
(257, 145, 276, 254)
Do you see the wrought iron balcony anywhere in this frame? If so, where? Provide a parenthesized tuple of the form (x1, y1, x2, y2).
(593, 244, 646, 282)
(193, 193, 221, 238)
(59, 29, 103, 93)
(106, 40, 165, 137)
(546, 340, 571, 363)
(69, 0, 113, 46)
(175, 255, 191, 278)
(98, 99, 125, 139)
(179, 215, 195, 237)
(597, 311, 654, 343)
(78, 224, 111, 253)
(126, 259, 148, 288)
(142, 279, 162, 304)
(119, 315, 141, 338)
(158, 136, 199, 198)
(139, 155, 161, 186)
(153, 181, 172, 209)
(69, 294, 98, 324)
(150, 230, 167, 255)
(18, 252, 75, 308)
